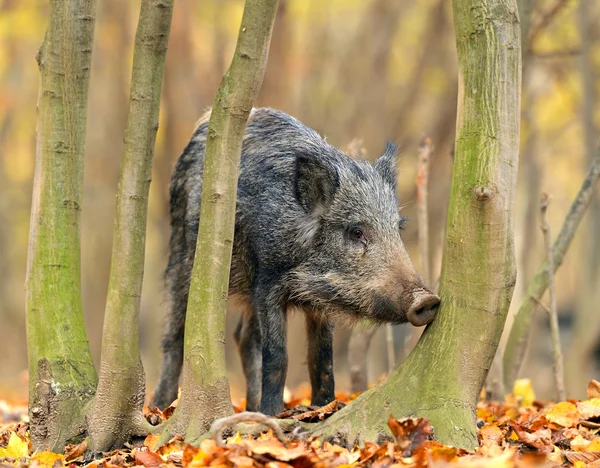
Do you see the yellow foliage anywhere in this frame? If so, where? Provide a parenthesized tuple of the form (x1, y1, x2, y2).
(512, 379, 536, 407)
(30, 451, 65, 468)
(0, 432, 29, 459)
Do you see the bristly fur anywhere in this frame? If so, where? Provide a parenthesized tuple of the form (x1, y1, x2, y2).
(152, 107, 438, 416)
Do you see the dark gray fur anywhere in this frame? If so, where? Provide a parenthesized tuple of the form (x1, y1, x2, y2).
(152, 108, 439, 415)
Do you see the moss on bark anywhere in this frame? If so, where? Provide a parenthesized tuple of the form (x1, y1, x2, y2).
(314, 0, 521, 450)
(161, 0, 279, 443)
(87, 0, 174, 451)
(26, 0, 98, 452)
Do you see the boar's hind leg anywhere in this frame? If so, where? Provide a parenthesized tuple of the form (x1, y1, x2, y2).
(306, 314, 335, 407)
(152, 289, 188, 409)
(233, 313, 263, 412)
(255, 285, 288, 416)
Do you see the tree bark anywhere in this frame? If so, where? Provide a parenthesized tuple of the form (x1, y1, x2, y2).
(314, 0, 521, 450)
(503, 147, 600, 389)
(87, 0, 173, 451)
(161, 0, 279, 443)
(566, 0, 600, 399)
(25, 0, 98, 452)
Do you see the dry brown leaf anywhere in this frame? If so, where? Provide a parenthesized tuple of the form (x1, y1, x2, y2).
(508, 422, 552, 453)
(65, 439, 88, 462)
(564, 451, 600, 464)
(479, 423, 503, 446)
(387, 415, 432, 457)
(134, 450, 164, 468)
(244, 440, 307, 461)
(291, 400, 343, 422)
(588, 380, 600, 399)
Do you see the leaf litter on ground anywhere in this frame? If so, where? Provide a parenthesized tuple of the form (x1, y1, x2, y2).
(2, 379, 600, 467)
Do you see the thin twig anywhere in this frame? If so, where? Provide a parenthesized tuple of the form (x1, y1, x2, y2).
(503, 146, 600, 388)
(386, 325, 395, 374)
(416, 136, 433, 286)
(532, 296, 551, 315)
(540, 193, 566, 401)
(403, 137, 433, 359)
(531, 48, 580, 59)
(210, 412, 287, 447)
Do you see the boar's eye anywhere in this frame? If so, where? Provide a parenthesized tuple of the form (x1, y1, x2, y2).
(398, 217, 408, 231)
(348, 226, 367, 245)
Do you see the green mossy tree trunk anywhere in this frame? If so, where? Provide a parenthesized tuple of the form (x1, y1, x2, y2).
(161, 0, 279, 444)
(25, 0, 98, 453)
(315, 0, 521, 450)
(87, 0, 173, 451)
(503, 147, 600, 389)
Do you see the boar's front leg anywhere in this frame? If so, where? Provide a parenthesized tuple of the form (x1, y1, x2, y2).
(255, 284, 288, 416)
(306, 314, 335, 407)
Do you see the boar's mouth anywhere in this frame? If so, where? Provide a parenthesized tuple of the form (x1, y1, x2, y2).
(406, 292, 440, 327)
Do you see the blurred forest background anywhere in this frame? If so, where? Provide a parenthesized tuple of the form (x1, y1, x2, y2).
(0, 0, 599, 403)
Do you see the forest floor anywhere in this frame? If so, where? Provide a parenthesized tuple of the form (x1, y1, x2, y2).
(1, 380, 600, 468)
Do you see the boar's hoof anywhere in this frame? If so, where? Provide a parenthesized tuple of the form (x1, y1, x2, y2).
(407, 293, 440, 326)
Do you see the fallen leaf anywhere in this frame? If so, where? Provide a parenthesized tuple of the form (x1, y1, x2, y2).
(588, 438, 600, 452)
(228, 455, 255, 467)
(291, 400, 344, 422)
(545, 401, 580, 428)
(244, 440, 306, 461)
(387, 415, 432, 457)
(588, 380, 600, 399)
(64, 439, 88, 462)
(479, 424, 503, 446)
(564, 451, 600, 464)
(29, 451, 65, 468)
(571, 434, 590, 451)
(508, 422, 552, 452)
(134, 450, 164, 468)
(143, 434, 160, 452)
(0, 432, 28, 459)
(513, 379, 536, 406)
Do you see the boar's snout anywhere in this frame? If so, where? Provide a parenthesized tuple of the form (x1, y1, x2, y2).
(407, 291, 440, 327)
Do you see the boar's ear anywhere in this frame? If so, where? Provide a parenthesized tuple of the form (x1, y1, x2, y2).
(374, 142, 398, 192)
(295, 154, 340, 213)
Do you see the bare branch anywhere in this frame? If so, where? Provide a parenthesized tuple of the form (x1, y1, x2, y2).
(540, 193, 566, 401)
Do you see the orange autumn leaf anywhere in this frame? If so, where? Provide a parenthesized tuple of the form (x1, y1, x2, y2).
(134, 450, 164, 468)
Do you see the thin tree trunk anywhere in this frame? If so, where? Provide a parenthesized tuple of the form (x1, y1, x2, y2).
(161, 0, 279, 444)
(87, 0, 173, 451)
(503, 147, 600, 389)
(540, 194, 566, 401)
(348, 326, 377, 394)
(25, 0, 98, 452)
(315, 0, 521, 449)
(567, 0, 600, 399)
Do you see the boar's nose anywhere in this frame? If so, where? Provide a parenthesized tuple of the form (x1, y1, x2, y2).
(407, 292, 440, 327)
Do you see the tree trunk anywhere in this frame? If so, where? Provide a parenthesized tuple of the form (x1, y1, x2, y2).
(503, 147, 600, 389)
(87, 0, 173, 451)
(25, 0, 98, 452)
(348, 326, 377, 394)
(314, 0, 521, 450)
(161, 0, 279, 443)
(566, 0, 599, 399)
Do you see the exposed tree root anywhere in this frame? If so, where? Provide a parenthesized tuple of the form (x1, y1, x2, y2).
(210, 412, 289, 446)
